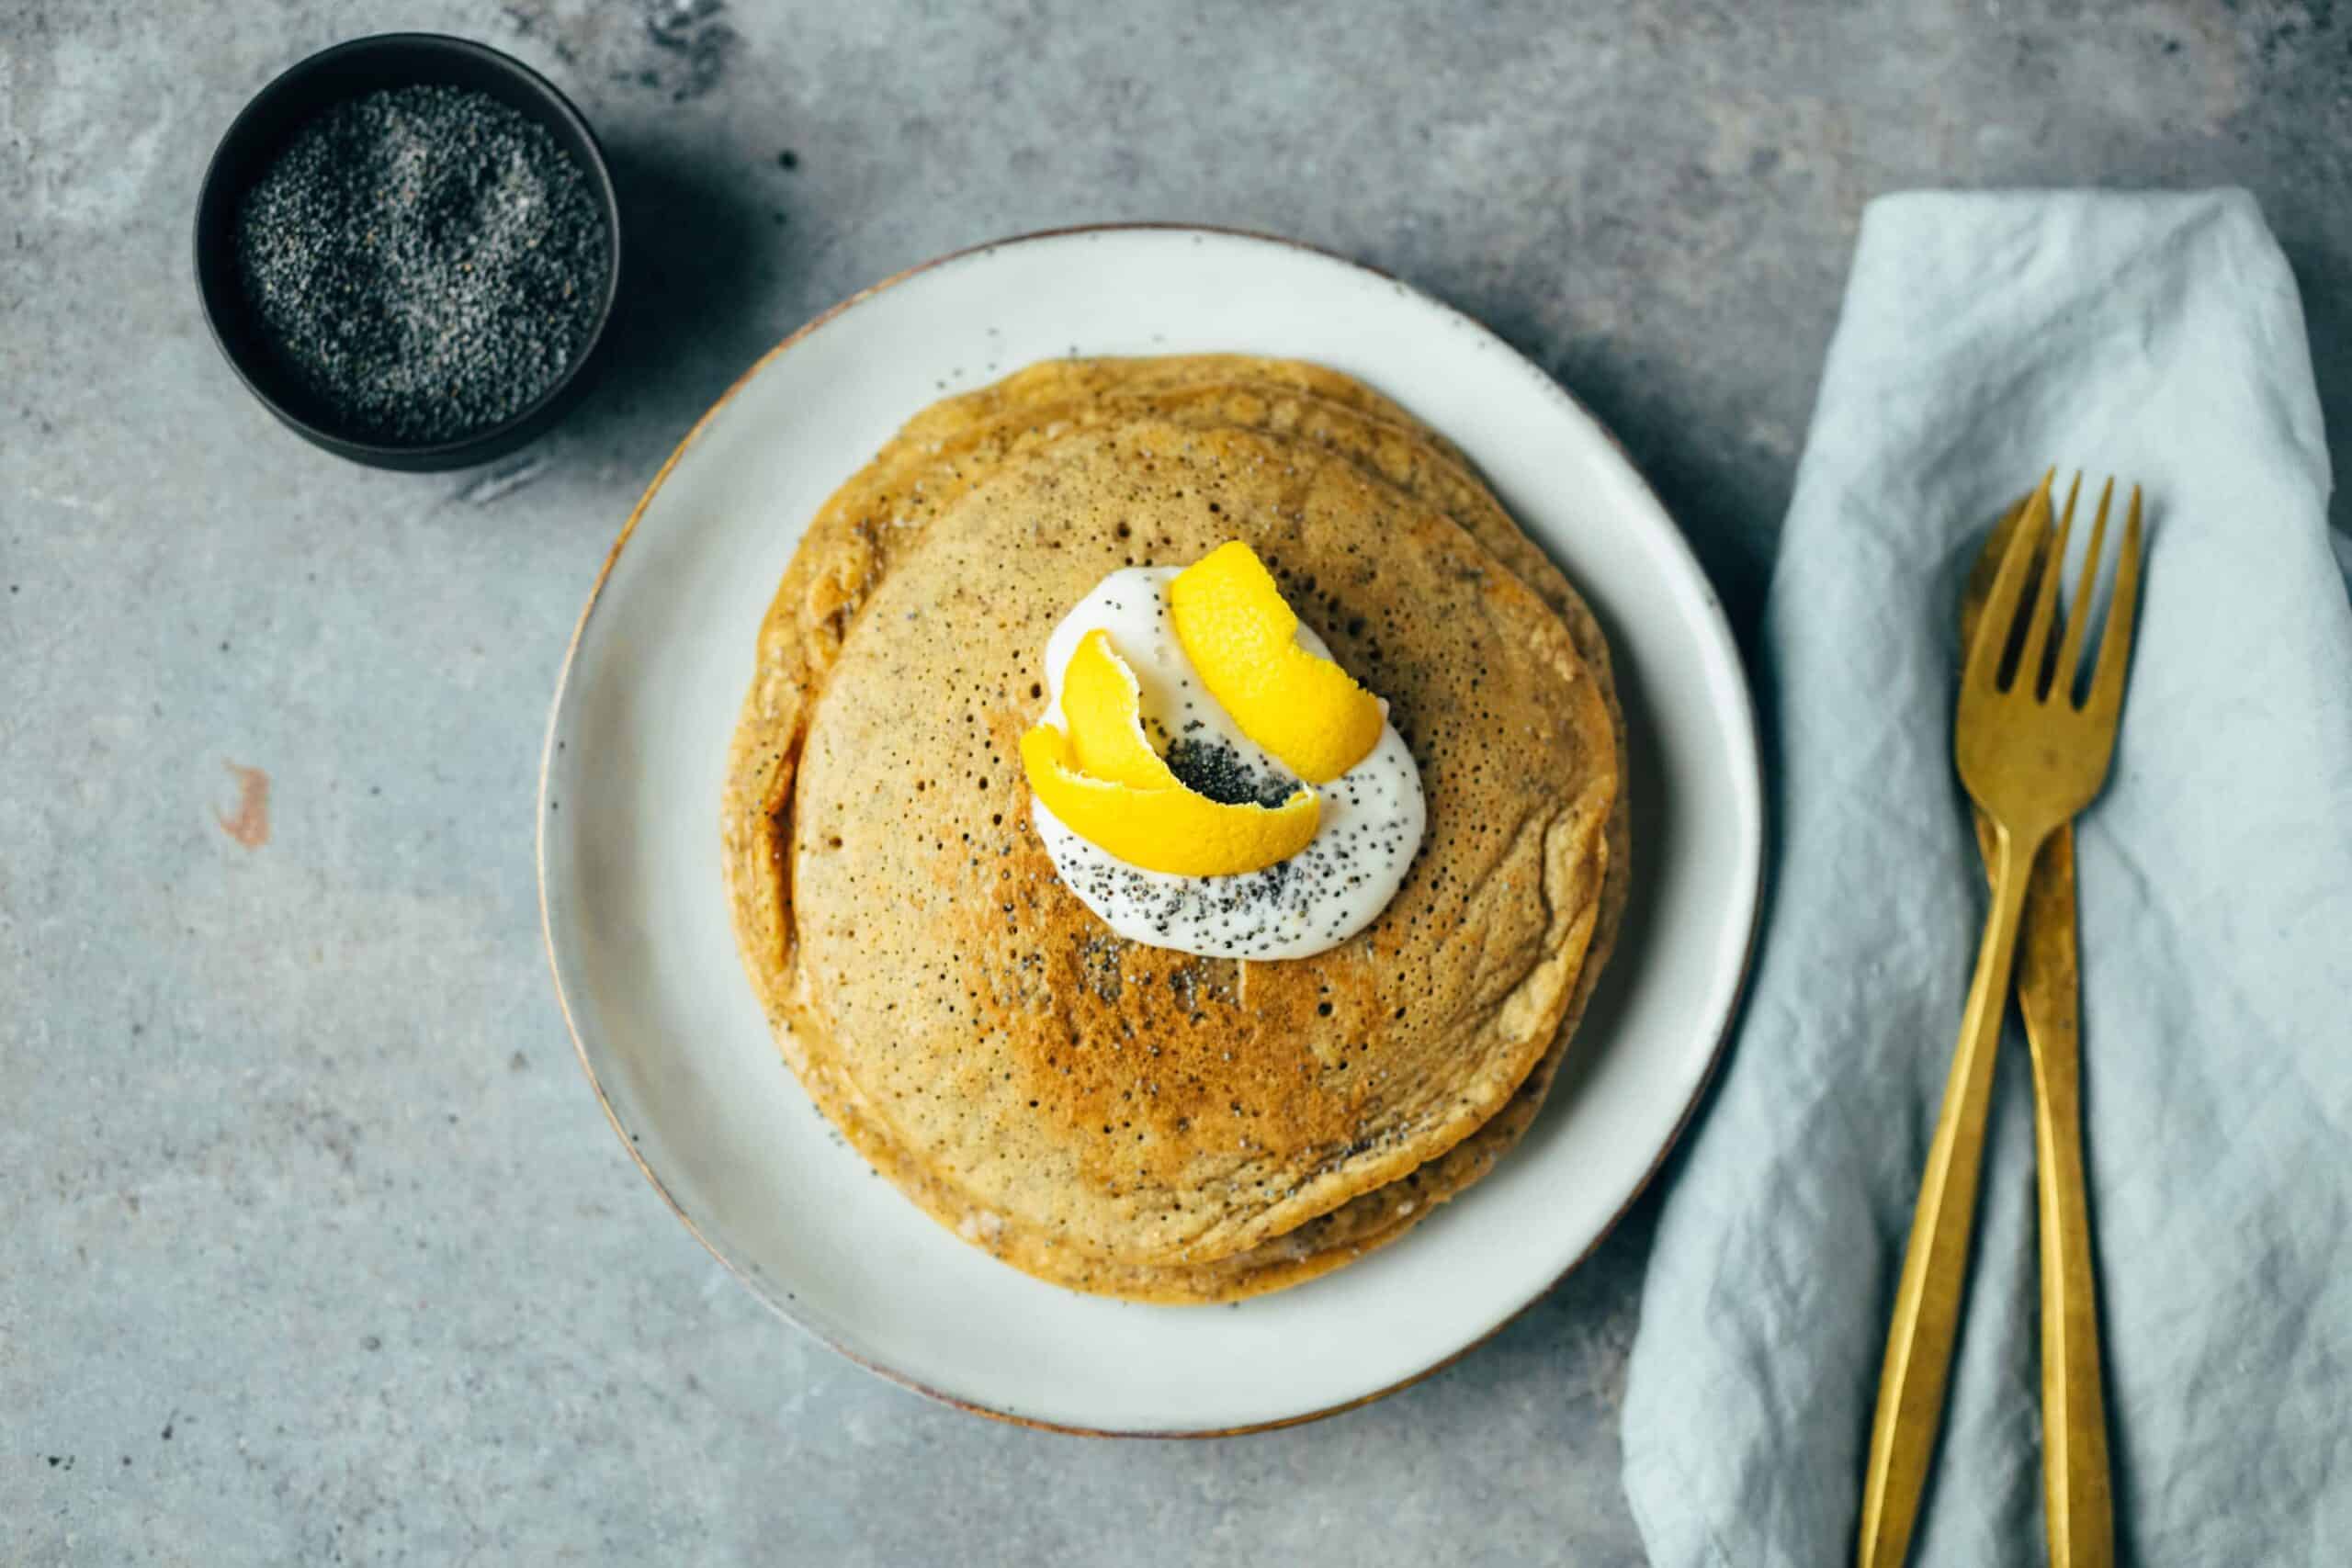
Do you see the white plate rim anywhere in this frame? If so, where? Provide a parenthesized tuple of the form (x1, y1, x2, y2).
(537, 221, 1765, 1437)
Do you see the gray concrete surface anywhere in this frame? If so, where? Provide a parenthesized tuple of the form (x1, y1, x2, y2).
(5, 2, 2346, 1562)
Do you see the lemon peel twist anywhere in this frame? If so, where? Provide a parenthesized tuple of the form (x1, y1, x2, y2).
(1023, 630, 1318, 877)
(1060, 630, 1184, 790)
(1168, 541, 1383, 784)
(1021, 728, 1318, 877)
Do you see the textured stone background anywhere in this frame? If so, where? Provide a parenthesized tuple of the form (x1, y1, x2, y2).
(5, 2, 2346, 1562)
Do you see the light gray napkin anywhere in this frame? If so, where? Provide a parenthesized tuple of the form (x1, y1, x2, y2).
(1621, 189, 2352, 1565)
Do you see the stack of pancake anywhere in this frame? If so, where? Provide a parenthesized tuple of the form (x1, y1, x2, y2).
(723, 355, 1626, 1303)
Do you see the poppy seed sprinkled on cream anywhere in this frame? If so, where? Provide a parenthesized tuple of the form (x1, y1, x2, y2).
(1164, 735, 1295, 808)
(1030, 565, 1426, 959)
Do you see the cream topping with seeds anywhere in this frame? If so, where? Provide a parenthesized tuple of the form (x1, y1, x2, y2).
(1030, 566, 1425, 959)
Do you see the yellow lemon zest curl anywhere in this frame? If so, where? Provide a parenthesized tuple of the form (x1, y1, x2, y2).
(1168, 541, 1383, 784)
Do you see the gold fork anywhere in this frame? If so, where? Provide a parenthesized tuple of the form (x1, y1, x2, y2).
(1966, 487, 2120, 1568)
(1857, 471, 2145, 1568)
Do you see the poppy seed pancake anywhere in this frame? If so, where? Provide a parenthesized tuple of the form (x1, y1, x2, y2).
(723, 357, 1626, 1300)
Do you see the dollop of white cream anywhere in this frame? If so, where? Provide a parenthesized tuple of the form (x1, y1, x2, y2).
(1030, 567, 1425, 960)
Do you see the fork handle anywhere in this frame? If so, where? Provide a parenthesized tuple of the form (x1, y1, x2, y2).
(1858, 823, 2042, 1568)
(2024, 959, 2115, 1568)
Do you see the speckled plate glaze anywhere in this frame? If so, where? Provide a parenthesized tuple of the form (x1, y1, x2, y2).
(538, 225, 1763, 1435)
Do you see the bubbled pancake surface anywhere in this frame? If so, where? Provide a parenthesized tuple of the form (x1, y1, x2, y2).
(788, 422, 1610, 1265)
(723, 356, 1626, 1300)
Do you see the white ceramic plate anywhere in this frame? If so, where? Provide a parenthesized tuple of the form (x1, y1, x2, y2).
(539, 225, 1762, 1435)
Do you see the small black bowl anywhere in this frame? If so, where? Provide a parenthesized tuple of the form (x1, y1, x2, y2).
(193, 33, 622, 472)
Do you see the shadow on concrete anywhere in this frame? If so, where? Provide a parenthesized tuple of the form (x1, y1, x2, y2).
(556, 135, 787, 473)
(1546, 341, 1781, 663)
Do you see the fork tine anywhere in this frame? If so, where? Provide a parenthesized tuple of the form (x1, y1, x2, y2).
(2083, 485, 2144, 719)
(1967, 471, 2053, 693)
(2014, 471, 2077, 695)
(2053, 476, 2114, 699)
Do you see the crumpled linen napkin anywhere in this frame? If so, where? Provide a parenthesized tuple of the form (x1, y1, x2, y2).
(1621, 189, 2352, 1566)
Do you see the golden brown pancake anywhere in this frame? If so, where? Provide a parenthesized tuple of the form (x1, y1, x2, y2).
(724, 356, 1626, 1301)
